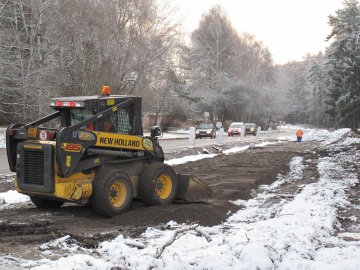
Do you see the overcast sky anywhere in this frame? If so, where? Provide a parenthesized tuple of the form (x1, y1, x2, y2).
(172, 0, 345, 64)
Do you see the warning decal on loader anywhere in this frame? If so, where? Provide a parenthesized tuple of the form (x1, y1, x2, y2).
(66, 155, 71, 167)
(142, 138, 154, 151)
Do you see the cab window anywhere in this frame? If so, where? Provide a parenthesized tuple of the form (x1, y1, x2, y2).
(95, 108, 133, 134)
(115, 109, 133, 134)
(69, 108, 94, 127)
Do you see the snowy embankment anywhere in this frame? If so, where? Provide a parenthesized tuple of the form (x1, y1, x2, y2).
(0, 128, 360, 269)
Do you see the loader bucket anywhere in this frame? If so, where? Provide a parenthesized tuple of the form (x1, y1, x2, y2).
(176, 174, 212, 202)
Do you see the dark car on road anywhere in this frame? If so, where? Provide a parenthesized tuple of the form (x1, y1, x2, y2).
(245, 123, 257, 136)
(195, 123, 216, 139)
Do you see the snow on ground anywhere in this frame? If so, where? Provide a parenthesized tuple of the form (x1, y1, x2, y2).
(0, 190, 29, 208)
(0, 127, 360, 269)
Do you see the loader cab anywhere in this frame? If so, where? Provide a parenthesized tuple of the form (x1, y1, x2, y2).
(50, 94, 143, 136)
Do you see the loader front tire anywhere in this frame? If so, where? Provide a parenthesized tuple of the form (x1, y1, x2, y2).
(91, 168, 132, 217)
(30, 196, 64, 208)
(138, 163, 178, 206)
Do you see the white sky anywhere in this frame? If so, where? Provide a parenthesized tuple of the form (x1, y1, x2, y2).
(1, 127, 360, 269)
(172, 0, 345, 64)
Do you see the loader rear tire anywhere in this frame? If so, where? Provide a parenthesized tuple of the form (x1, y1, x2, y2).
(91, 168, 132, 217)
(30, 196, 64, 208)
(138, 163, 178, 206)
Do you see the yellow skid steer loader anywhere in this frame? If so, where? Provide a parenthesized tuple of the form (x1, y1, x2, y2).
(6, 86, 211, 217)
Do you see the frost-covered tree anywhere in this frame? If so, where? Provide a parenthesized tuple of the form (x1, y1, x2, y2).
(0, 0, 184, 125)
(0, 0, 59, 123)
(325, 0, 360, 129)
(307, 53, 333, 128)
(279, 60, 312, 125)
(188, 5, 276, 125)
(188, 5, 243, 122)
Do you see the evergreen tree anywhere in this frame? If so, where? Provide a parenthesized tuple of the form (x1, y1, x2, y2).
(307, 54, 332, 128)
(326, 0, 360, 130)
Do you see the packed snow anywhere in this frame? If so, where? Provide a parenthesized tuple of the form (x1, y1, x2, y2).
(0, 126, 360, 269)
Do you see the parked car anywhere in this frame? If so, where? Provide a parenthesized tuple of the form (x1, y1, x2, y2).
(195, 123, 216, 139)
(244, 123, 257, 136)
(227, 122, 244, 137)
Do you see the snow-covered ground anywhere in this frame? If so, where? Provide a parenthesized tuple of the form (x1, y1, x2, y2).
(0, 126, 360, 269)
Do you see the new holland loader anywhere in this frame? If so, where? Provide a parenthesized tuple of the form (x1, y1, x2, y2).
(6, 86, 211, 217)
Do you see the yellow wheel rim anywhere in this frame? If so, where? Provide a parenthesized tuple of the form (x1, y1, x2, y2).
(156, 174, 172, 199)
(109, 181, 126, 207)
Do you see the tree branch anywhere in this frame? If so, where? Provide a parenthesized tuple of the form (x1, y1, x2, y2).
(154, 224, 211, 259)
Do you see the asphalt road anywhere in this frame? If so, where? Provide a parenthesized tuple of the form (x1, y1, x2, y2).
(160, 128, 295, 151)
(0, 128, 296, 174)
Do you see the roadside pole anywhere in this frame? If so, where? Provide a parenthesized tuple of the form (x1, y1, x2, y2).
(216, 128, 224, 145)
(240, 125, 245, 141)
(267, 127, 272, 137)
(256, 126, 262, 140)
(216, 122, 223, 145)
(188, 126, 195, 148)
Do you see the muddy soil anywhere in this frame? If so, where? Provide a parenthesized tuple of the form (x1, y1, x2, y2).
(0, 138, 359, 262)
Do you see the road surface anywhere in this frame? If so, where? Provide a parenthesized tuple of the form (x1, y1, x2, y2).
(159, 128, 293, 151)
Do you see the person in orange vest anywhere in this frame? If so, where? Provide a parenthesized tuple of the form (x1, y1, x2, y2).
(296, 129, 303, 142)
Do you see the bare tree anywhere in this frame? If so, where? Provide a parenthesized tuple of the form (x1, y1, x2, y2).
(0, 0, 61, 124)
(0, 0, 185, 124)
(189, 6, 244, 121)
(188, 5, 277, 125)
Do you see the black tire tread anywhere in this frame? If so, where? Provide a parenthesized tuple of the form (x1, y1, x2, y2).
(138, 163, 178, 206)
(91, 166, 132, 217)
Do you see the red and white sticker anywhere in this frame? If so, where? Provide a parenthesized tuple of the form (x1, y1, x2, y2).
(39, 130, 48, 141)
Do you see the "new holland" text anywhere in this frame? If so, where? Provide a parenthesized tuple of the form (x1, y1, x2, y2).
(99, 137, 140, 147)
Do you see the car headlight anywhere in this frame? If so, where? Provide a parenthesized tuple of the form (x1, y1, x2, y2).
(207, 131, 211, 134)
(196, 131, 199, 134)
